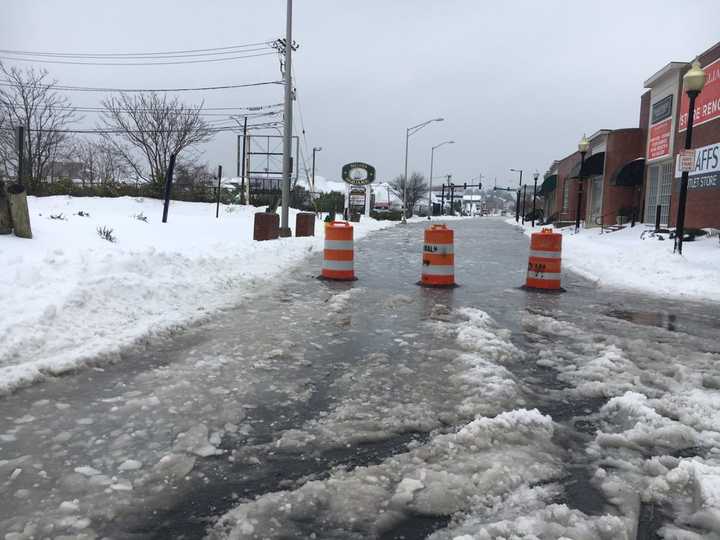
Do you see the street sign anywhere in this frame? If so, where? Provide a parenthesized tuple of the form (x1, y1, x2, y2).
(349, 188, 366, 207)
(679, 149, 696, 173)
(342, 162, 376, 185)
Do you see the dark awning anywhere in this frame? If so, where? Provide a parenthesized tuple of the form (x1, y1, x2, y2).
(539, 174, 557, 195)
(612, 158, 645, 187)
(570, 152, 605, 178)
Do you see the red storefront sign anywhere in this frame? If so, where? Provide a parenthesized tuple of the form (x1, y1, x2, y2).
(679, 57, 720, 131)
(648, 118, 672, 160)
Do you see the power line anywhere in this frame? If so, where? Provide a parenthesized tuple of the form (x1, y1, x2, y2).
(0, 41, 273, 59)
(0, 50, 277, 66)
(0, 120, 284, 135)
(78, 108, 281, 119)
(7, 103, 283, 112)
(0, 80, 283, 92)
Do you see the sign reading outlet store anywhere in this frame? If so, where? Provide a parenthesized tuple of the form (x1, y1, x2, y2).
(675, 142, 720, 190)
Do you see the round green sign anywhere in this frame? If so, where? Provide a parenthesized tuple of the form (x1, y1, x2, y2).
(342, 162, 376, 185)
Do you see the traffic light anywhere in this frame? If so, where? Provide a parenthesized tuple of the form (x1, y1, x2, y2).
(463, 183, 467, 190)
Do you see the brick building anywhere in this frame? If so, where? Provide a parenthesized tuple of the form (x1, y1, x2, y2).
(542, 127, 645, 228)
(667, 41, 720, 229)
(543, 39, 719, 230)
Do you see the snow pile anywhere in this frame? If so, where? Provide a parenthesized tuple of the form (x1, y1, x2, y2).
(274, 307, 524, 449)
(299, 174, 347, 193)
(0, 196, 396, 395)
(520, 297, 720, 535)
(430, 487, 627, 540)
(507, 219, 720, 302)
(209, 409, 571, 539)
(586, 390, 720, 536)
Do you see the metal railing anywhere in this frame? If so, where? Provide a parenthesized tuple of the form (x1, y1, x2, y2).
(593, 208, 639, 233)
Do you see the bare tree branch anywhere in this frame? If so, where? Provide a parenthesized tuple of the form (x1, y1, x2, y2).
(100, 92, 212, 192)
(0, 62, 78, 192)
(389, 172, 427, 217)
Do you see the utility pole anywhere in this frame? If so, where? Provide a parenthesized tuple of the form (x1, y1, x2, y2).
(215, 165, 223, 218)
(279, 0, 294, 237)
(240, 117, 248, 205)
(311, 146, 322, 192)
(532, 171, 539, 227)
(510, 169, 523, 223)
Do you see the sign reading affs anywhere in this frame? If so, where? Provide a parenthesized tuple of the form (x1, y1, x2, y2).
(674, 142, 720, 190)
(341, 162, 376, 186)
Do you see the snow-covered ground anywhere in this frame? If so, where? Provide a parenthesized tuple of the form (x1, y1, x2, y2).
(508, 219, 720, 303)
(0, 196, 396, 395)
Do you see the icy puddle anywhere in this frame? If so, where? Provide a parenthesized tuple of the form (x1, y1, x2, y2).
(2, 219, 720, 539)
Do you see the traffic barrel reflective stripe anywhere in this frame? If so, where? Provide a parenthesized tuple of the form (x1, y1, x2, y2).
(525, 228, 563, 291)
(321, 221, 355, 281)
(420, 224, 456, 287)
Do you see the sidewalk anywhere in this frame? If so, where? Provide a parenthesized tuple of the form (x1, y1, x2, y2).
(507, 218, 720, 303)
(0, 196, 396, 395)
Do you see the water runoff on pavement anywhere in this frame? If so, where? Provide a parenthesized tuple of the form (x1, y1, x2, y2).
(1, 218, 719, 539)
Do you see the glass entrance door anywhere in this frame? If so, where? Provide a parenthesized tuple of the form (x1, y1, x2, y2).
(588, 176, 603, 226)
(645, 161, 673, 226)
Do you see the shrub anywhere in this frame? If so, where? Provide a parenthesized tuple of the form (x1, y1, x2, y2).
(96, 226, 116, 242)
(370, 210, 403, 221)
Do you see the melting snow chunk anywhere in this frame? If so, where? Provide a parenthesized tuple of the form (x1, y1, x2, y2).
(118, 459, 142, 471)
(74, 466, 101, 477)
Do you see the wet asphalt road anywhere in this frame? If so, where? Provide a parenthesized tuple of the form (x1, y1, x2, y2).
(1, 217, 719, 539)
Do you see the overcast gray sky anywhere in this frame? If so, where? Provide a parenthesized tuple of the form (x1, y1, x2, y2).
(3, 1, 719, 188)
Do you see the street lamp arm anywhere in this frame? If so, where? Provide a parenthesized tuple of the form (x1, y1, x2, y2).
(408, 117, 444, 137)
(432, 140, 454, 151)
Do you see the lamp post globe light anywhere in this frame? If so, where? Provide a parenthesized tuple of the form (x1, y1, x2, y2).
(428, 140, 454, 220)
(311, 146, 322, 193)
(575, 134, 590, 233)
(675, 59, 706, 255)
(403, 117, 444, 224)
(532, 170, 539, 227)
(510, 168, 523, 222)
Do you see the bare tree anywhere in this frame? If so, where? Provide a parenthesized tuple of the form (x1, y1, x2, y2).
(174, 160, 214, 188)
(0, 63, 78, 193)
(390, 172, 427, 217)
(68, 137, 129, 187)
(100, 92, 212, 193)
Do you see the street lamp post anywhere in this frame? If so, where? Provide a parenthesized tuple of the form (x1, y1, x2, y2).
(311, 146, 322, 192)
(532, 171, 539, 227)
(510, 168, 523, 222)
(521, 185, 528, 224)
(428, 140, 454, 220)
(675, 59, 706, 255)
(403, 117, 444, 224)
(576, 135, 590, 233)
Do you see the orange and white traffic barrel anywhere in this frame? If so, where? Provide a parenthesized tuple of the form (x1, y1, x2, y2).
(320, 221, 355, 281)
(420, 224, 456, 287)
(524, 228, 563, 292)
